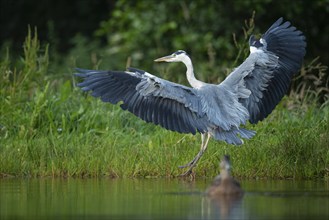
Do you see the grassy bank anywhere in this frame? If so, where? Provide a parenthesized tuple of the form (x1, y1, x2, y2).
(0, 30, 328, 180)
(1, 102, 328, 179)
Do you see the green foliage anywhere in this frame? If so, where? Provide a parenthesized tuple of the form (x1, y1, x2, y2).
(95, 1, 249, 82)
(290, 57, 329, 107)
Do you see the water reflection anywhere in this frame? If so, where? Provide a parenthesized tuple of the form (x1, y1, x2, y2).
(204, 194, 244, 220)
(0, 178, 328, 220)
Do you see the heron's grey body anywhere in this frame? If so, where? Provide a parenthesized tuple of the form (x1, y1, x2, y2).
(75, 18, 306, 175)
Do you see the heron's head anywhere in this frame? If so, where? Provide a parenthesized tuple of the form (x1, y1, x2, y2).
(154, 50, 189, 63)
(220, 155, 231, 172)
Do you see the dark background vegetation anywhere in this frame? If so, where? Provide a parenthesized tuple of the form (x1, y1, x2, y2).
(1, 0, 328, 65)
(1, 0, 328, 103)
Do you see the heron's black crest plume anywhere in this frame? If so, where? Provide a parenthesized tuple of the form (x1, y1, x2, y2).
(174, 50, 188, 56)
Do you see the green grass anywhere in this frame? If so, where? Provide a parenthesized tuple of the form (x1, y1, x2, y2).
(0, 28, 328, 180)
(1, 98, 328, 179)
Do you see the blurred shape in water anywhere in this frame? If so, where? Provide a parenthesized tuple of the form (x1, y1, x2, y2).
(206, 155, 243, 196)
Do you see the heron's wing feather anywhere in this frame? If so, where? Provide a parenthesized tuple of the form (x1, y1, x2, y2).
(75, 68, 208, 134)
(221, 18, 306, 123)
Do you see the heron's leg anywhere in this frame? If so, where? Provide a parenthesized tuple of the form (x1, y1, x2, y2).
(179, 133, 211, 176)
(179, 133, 206, 169)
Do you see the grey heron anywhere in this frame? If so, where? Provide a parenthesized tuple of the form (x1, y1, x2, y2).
(206, 155, 243, 196)
(75, 18, 306, 176)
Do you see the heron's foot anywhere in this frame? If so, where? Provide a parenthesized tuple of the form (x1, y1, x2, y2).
(178, 159, 198, 177)
(179, 168, 193, 177)
(178, 151, 204, 176)
(178, 159, 196, 169)
(179, 151, 203, 169)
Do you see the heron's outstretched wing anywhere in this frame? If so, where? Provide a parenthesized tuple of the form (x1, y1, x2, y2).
(75, 67, 208, 134)
(221, 18, 306, 123)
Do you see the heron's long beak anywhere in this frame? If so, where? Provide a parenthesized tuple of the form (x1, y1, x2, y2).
(154, 55, 175, 62)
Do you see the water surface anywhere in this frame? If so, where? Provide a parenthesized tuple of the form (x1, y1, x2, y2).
(1, 178, 328, 220)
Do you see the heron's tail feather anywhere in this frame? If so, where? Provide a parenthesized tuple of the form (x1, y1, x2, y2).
(238, 128, 256, 139)
(211, 127, 256, 145)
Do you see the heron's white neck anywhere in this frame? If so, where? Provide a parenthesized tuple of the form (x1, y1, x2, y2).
(181, 56, 204, 89)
